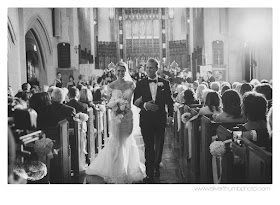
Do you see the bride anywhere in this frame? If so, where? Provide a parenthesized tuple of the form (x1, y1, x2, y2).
(85, 61, 146, 183)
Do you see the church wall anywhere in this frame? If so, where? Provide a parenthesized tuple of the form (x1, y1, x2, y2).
(78, 8, 92, 55)
(172, 8, 187, 41)
(192, 8, 204, 50)
(203, 8, 229, 81)
(22, 8, 56, 87)
(227, 8, 272, 82)
(98, 8, 111, 42)
(8, 8, 22, 92)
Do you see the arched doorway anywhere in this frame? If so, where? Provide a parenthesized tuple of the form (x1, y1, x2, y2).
(25, 30, 45, 86)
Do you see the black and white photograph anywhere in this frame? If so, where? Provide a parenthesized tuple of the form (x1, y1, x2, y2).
(3, 0, 279, 204)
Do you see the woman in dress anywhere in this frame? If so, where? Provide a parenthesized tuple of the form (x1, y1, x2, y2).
(214, 89, 246, 123)
(66, 75, 76, 90)
(52, 72, 63, 88)
(85, 62, 146, 183)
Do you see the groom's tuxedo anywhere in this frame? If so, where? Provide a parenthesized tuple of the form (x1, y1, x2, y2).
(134, 77, 174, 179)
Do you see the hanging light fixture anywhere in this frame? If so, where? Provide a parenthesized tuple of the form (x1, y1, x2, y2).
(109, 8, 115, 21)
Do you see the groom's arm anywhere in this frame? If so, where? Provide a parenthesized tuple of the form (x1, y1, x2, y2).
(165, 80, 174, 117)
(133, 81, 144, 109)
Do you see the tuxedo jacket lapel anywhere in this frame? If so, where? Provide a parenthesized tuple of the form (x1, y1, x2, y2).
(144, 78, 153, 101)
(155, 78, 164, 103)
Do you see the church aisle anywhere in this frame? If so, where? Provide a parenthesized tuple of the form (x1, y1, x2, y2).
(80, 126, 188, 184)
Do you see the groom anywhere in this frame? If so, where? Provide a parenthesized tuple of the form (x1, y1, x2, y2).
(134, 58, 174, 183)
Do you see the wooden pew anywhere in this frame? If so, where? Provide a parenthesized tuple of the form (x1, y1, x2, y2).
(189, 108, 201, 180)
(200, 116, 244, 183)
(241, 137, 272, 184)
(86, 108, 95, 163)
(216, 125, 234, 183)
(184, 105, 202, 160)
(42, 120, 71, 184)
(69, 120, 81, 178)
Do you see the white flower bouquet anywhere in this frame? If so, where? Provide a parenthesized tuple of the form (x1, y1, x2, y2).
(209, 141, 226, 156)
(107, 97, 129, 119)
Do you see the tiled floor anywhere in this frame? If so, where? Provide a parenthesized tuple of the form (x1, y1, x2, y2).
(78, 126, 192, 184)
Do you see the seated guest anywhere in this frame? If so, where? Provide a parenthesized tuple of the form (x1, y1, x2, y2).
(235, 92, 270, 149)
(66, 75, 76, 90)
(38, 88, 76, 128)
(210, 81, 220, 92)
(198, 91, 222, 116)
(250, 78, 261, 88)
(175, 85, 188, 103)
(21, 82, 31, 92)
(193, 80, 199, 92)
(240, 83, 252, 96)
(221, 85, 230, 96)
(254, 83, 272, 109)
(42, 85, 49, 93)
(196, 84, 207, 104)
(66, 87, 88, 113)
(77, 74, 87, 90)
(214, 89, 246, 123)
(254, 83, 272, 101)
(79, 87, 96, 109)
(29, 92, 52, 114)
(15, 91, 32, 103)
(201, 81, 209, 88)
(93, 84, 102, 103)
(261, 79, 269, 84)
(221, 81, 231, 89)
(231, 92, 271, 171)
(235, 83, 242, 94)
(232, 82, 239, 90)
(183, 88, 199, 106)
(201, 88, 211, 105)
(30, 85, 40, 94)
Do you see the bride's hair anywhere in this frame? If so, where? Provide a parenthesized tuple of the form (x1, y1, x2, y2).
(115, 61, 134, 83)
(116, 61, 129, 73)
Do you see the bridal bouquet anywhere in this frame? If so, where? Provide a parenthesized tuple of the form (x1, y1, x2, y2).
(107, 97, 130, 119)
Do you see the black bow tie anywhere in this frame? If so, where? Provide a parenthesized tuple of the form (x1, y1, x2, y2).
(148, 79, 157, 83)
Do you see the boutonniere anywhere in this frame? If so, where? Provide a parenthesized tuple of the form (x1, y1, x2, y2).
(157, 82, 164, 87)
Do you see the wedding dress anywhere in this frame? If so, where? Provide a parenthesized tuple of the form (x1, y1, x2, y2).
(85, 87, 146, 183)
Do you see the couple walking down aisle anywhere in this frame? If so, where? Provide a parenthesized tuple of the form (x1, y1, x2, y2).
(85, 59, 174, 184)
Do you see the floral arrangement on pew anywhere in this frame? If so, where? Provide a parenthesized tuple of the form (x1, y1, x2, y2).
(209, 139, 232, 183)
(73, 112, 89, 171)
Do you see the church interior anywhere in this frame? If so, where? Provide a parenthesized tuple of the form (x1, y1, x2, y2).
(7, 7, 273, 191)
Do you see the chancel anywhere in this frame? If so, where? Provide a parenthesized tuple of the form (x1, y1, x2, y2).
(8, 8, 272, 184)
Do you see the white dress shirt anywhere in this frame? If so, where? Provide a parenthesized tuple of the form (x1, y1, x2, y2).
(148, 76, 158, 102)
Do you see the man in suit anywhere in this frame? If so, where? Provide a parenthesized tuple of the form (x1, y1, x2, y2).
(134, 58, 174, 183)
(39, 88, 76, 128)
(66, 87, 88, 113)
(206, 71, 215, 86)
